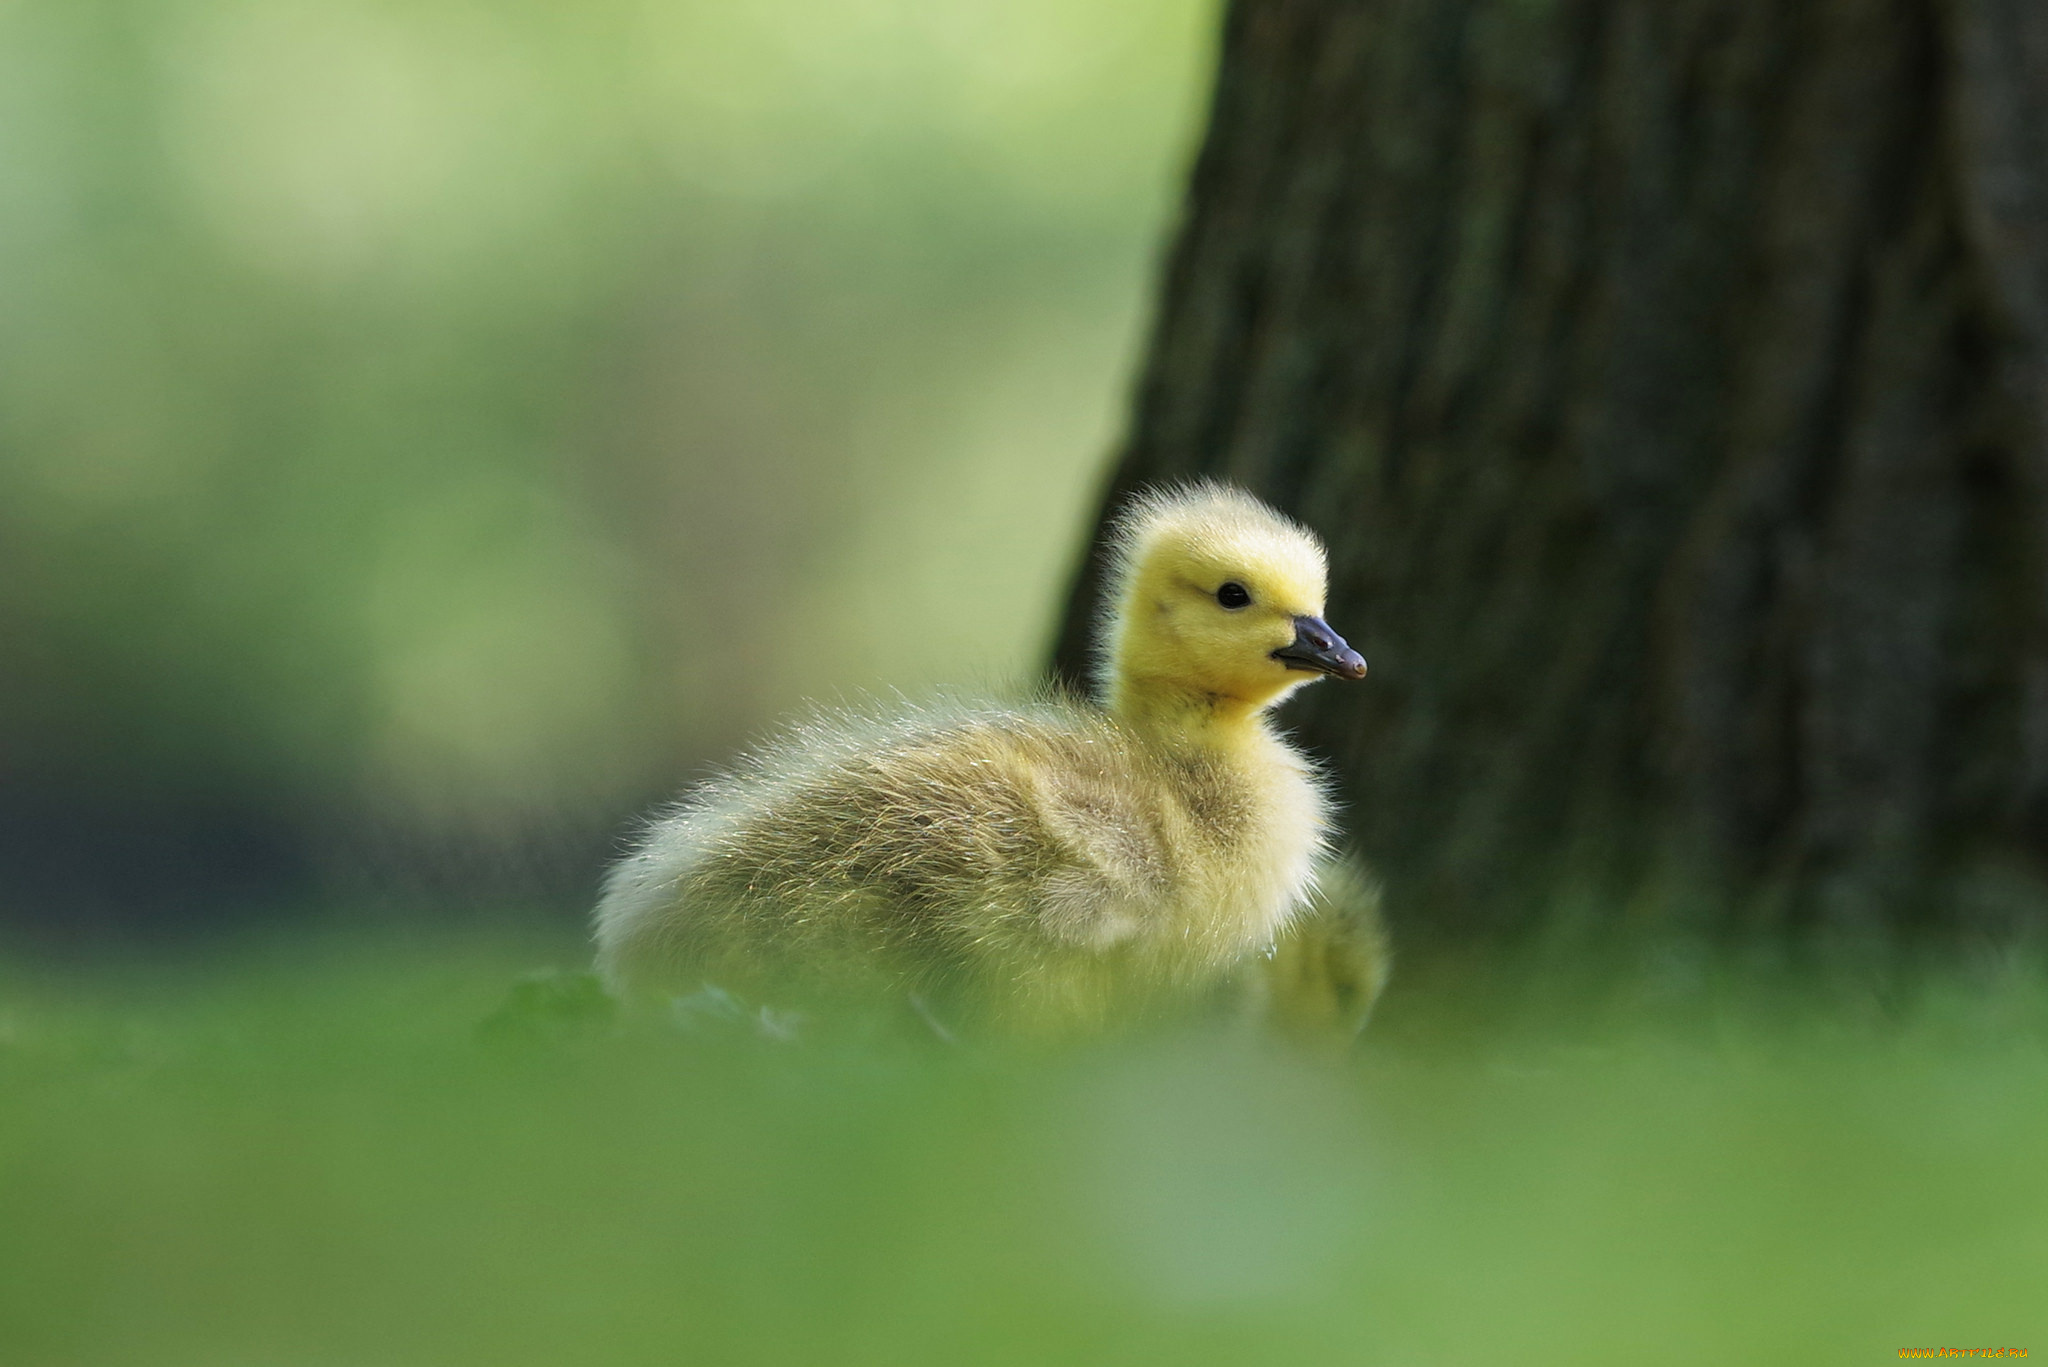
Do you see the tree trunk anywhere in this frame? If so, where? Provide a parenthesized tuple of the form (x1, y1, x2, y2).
(1053, 0, 2048, 944)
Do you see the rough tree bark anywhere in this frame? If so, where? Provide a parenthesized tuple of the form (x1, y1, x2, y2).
(1053, 0, 2048, 943)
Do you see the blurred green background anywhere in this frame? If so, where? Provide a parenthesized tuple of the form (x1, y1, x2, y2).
(0, 0, 1214, 936)
(4, 941, 2043, 1366)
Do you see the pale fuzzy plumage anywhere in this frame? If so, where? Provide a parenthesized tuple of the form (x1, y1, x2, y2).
(595, 481, 1370, 1033)
(1240, 854, 1391, 1053)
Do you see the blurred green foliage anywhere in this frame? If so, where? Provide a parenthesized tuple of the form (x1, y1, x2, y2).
(1, 943, 2042, 1364)
(0, 0, 1213, 899)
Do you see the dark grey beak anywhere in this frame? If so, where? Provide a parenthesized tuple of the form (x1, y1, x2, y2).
(1272, 615, 1367, 680)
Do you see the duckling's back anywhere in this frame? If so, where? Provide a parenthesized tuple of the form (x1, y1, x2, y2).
(594, 697, 1329, 1030)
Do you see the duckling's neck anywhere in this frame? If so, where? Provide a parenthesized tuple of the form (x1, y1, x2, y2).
(1106, 681, 1277, 755)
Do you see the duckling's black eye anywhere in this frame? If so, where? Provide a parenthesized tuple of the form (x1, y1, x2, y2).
(1216, 581, 1251, 609)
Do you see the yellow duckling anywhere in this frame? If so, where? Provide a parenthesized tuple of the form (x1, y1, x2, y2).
(593, 481, 1369, 1033)
(1238, 852, 1391, 1053)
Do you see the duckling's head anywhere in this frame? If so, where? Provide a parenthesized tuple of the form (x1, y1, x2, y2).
(1096, 481, 1366, 723)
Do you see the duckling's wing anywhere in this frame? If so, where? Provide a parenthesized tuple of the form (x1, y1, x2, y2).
(1017, 742, 1171, 951)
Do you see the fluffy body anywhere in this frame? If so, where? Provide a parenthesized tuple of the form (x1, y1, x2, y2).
(594, 482, 1363, 1032)
(1240, 854, 1391, 1052)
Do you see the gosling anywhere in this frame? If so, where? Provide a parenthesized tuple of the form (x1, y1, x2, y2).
(593, 481, 1368, 1033)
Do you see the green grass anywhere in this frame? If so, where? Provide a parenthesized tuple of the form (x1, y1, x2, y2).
(2, 934, 2044, 1366)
